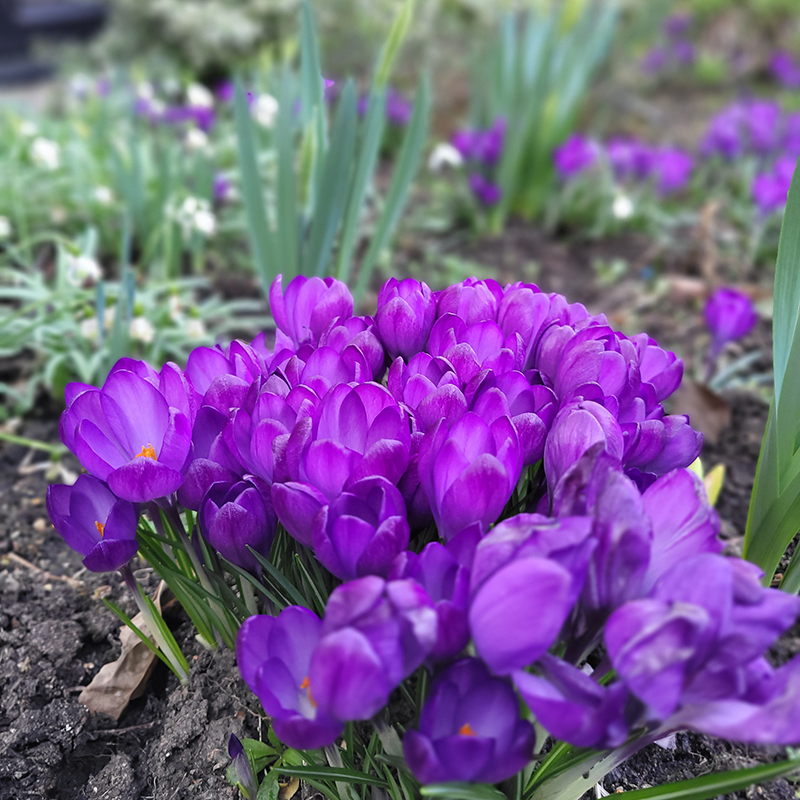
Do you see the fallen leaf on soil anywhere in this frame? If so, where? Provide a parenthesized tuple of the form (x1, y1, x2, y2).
(78, 583, 166, 721)
(279, 776, 300, 800)
(669, 380, 731, 445)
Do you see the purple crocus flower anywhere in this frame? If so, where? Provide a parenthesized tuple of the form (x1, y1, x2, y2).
(468, 174, 502, 206)
(311, 476, 410, 580)
(236, 607, 343, 749)
(228, 735, 258, 800)
(468, 513, 594, 674)
(60, 369, 193, 503)
(704, 287, 757, 364)
(386, 87, 412, 126)
(403, 658, 536, 784)
(215, 81, 235, 103)
(653, 147, 693, 194)
(771, 52, 800, 89)
(417, 412, 522, 541)
(199, 478, 276, 573)
(308, 576, 437, 721)
(213, 173, 231, 202)
(270, 274, 354, 349)
(46, 474, 139, 572)
(641, 47, 668, 75)
(376, 278, 436, 361)
(554, 135, 598, 178)
(663, 12, 692, 38)
(389, 541, 471, 662)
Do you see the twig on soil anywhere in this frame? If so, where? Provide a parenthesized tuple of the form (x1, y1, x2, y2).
(3, 551, 84, 589)
(94, 721, 159, 736)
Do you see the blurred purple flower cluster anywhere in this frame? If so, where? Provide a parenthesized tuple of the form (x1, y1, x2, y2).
(771, 52, 800, 90)
(357, 87, 413, 126)
(641, 12, 696, 75)
(554, 134, 695, 195)
(47, 273, 800, 784)
(701, 99, 799, 213)
(451, 118, 506, 206)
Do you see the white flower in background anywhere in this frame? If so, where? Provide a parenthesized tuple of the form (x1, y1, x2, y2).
(65, 253, 103, 286)
(136, 81, 155, 101)
(612, 193, 634, 220)
(69, 73, 91, 98)
(129, 316, 155, 344)
(19, 120, 38, 137)
(252, 94, 279, 128)
(185, 128, 209, 152)
(428, 142, 464, 172)
(0, 216, 11, 239)
(186, 318, 206, 341)
(168, 294, 183, 323)
(176, 196, 217, 238)
(30, 137, 60, 170)
(93, 185, 114, 205)
(79, 317, 99, 341)
(187, 82, 214, 108)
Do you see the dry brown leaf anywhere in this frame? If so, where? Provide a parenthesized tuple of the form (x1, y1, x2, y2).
(78, 583, 166, 720)
(279, 776, 300, 800)
(670, 380, 731, 445)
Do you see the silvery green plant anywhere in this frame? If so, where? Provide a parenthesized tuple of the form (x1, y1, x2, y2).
(235, 0, 429, 302)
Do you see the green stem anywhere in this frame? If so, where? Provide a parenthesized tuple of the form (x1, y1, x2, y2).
(119, 564, 189, 683)
(0, 431, 67, 457)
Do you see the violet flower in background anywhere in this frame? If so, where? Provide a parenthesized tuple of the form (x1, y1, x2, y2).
(704, 287, 758, 371)
(752, 156, 795, 215)
(663, 12, 692, 39)
(468, 174, 502, 206)
(771, 51, 800, 89)
(654, 147, 693, 194)
(213, 173, 231, 202)
(403, 658, 536, 784)
(554, 134, 598, 178)
(47, 474, 139, 572)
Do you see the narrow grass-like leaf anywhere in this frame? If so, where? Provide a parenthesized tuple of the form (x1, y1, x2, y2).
(281, 765, 389, 788)
(234, 77, 275, 295)
(605, 755, 800, 800)
(275, 72, 299, 279)
(303, 79, 357, 277)
(374, 0, 415, 89)
(355, 74, 430, 301)
(247, 546, 311, 609)
(421, 783, 509, 800)
(299, 1, 326, 157)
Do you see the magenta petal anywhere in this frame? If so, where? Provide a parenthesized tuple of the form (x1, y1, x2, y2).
(107, 459, 184, 503)
(83, 537, 139, 572)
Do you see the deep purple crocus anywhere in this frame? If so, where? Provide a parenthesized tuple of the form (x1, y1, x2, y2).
(376, 278, 436, 361)
(403, 658, 535, 785)
(199, 478, 276, 573)
(704, 287, 757, 364)
(554, 135, 598, 178)
(228, 735, 258, 800)
(653, 148, 693, 194)
(46, 474, 139, 572)
(236, 607, 343, 749)
(311, 476, 410, 580)
(308, 576, 437, 721)
(468, 174, 502, 206)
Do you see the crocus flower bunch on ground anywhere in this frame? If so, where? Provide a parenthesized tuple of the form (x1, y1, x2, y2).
(451, 118, 506, 206)
(47, 273, 800, 794)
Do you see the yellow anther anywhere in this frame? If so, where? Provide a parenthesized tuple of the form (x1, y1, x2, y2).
(459, 723, 476, 737)
(136, 443, 157, 460)
(95, 521, 105, 538)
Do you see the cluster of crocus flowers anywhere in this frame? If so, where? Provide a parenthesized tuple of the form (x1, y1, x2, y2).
(553, 134, 695, 196)
(451, 118, 506, 206)
(48, 273, 800, 785)
(641, 12, 695, 75)
(770, 51, 800, 90)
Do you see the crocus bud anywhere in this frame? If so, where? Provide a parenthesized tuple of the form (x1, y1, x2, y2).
(704, 287, 757, 365)
(227, 735, 258, 800)
(46, 475, 139, 572)
(376, 278, 436, 361)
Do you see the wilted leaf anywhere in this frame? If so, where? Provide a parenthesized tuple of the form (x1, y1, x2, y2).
(78, 583, 165, 720)
(278, 776, 300, 800)
(670, 380, 731, 445)
(704, 463, 726, 506)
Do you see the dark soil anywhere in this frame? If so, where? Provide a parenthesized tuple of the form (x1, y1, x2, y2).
(0, 219, 793, 799)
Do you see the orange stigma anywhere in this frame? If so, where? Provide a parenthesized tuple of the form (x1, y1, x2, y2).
(136, 443, 157, 460)
(300, 676, 317, 708)
(459, 723, 476, 737)
(95, 521, 105, 538)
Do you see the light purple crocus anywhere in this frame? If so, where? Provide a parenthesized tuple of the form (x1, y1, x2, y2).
(199, 478, 276, 573)
(468, 174, 502, 206)
(46, 474, 139, 572)
(554, 135, 598, 178)
(236, 607, 343, 749)
(653, 148, 693, 194)
(403, 658, 536, 785)
(60, 369, 192, 503)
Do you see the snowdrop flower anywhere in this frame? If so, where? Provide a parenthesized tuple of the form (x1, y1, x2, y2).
(66, 254, 102, 286)
(129, 316, 155, 344)
(194, 208, 217, 237)
(0, 216, 11, 239)
(79, 317, 100, 341)
(176, 197, 217, 238)
(186, 82, 214, 108)
(19, 120, 37, 137)
(186, 318, 206, 341)
(428, 142, 464, 172)
(93, 186, 114, 205)
(612, 193, 634, 220)
(30, 138, 60, 170)
(185, 128, 209, 152)
(252, 94, 279, 128)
